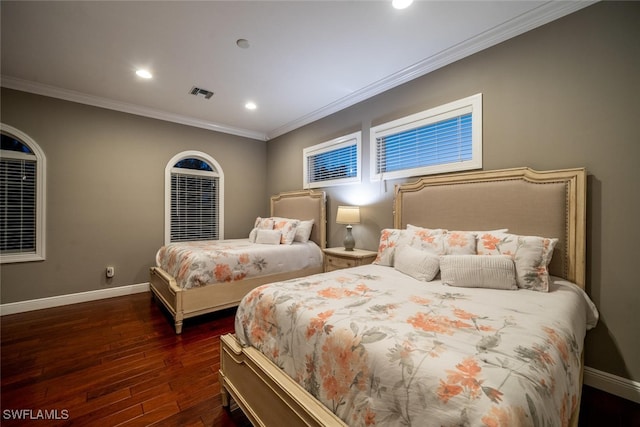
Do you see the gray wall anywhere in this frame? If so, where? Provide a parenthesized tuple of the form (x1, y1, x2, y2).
(266, 2, 640, 383)
(0, 89, 267, 302)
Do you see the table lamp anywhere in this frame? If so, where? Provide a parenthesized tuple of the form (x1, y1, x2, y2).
(336, 206, 360, 251)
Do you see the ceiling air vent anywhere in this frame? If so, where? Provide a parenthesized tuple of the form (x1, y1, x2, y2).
(189, 86, 214, 99)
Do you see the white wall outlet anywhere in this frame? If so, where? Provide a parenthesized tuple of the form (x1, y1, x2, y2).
(106, 266, 115, 278)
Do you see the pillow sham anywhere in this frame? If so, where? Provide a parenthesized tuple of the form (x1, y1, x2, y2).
(255, 229, 282, 245)
(294, 219, 314, 243)
(399, 225, 447, 254)
(440, 255, 517, 290)
(440, 231, 477, 255)
(394, 245, 440, 281)
(476, 232, 558, 292)
(249, 227, 258, 243)
(273, 218, 299, 245)
(373, 228, 403, 266)
(254, 216, 275, 230)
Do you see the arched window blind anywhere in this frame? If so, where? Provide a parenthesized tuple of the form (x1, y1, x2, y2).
(165, 152, 223, 244)
(0, 124, 46, 263)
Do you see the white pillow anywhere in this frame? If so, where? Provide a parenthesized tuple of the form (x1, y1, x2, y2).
(255, 229, 282, 245)
(294, 219, 314, 243)
(394, 245, 440, 281)
(440, 255, 517, 290)
(249, 227, 258, 242)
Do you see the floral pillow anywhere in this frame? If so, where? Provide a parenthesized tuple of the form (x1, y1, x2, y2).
(476, 231, 558, 292)
(373, 229, 403, 266)
(440, 231, 477, 255)
(374, 226, 447, 266)
(273, 218, 299, 245)
(254, 217, 275, 230)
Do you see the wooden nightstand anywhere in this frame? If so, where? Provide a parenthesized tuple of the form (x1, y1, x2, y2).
(323, 247, 378, 272)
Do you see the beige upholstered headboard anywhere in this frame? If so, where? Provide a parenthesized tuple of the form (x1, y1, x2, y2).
(270, 190, 327, 249)
(394, 167, 586, 288)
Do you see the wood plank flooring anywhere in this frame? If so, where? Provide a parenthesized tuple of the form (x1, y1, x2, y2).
(2, 292, 639, 426)
(1, 292, 250, 426)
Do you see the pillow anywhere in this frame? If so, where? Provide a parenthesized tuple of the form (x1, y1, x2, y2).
(440, 231, 477, 255)
(374, 226, 447, 266)
(273, 218, 299, 245)
(249, 227, 258, 242)
(254, 217, 275, 230)
(399, 225, 447, 254)
(255, 229, 282, 245)
(294, 219, 314, 243)
(373, 229, 403, 266)
(476, 232, 558, 292)
(394, 245, 440, 281)
(440, 255, 517, 290)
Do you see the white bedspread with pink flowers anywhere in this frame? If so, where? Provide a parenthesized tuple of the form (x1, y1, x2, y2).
(235, 264, 598, 427)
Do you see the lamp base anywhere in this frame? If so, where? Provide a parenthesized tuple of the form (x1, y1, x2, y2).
(343, 225, 355, 251)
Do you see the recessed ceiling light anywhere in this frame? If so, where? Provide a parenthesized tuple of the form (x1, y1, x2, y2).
(136, 69, 153, 79)
(245, 102, 257, 110)
(392, 0, 413, 9)
(236, 39, 250, 49)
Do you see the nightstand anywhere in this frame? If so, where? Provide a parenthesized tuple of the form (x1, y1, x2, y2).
(323, 247, 378, 272)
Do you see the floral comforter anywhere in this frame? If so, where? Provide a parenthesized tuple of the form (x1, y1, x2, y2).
(155, 239, 323, 289)
(235, 264, 598, 427)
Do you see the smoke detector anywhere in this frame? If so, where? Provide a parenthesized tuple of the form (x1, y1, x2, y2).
(189, 86, 214, 99)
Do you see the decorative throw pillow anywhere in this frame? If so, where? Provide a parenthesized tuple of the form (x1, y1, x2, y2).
(400, 225, 447, 254)
(254, 216, 275, 230)
(255, 229, 282, 245)
(273, 218, 299, 245)
(394, 245, 440, 281)
(440, 231, 477, 255)
(476, 232, 558, 292)
(294, 219, 314, 243)
(440, 255, 517, 290)
(373, 229, 403, 266)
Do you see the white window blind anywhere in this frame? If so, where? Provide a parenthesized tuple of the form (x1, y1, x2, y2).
(371, 94, 482, 181)
(165, 151, 224, 244)
(0, 124, 46, 264)
(303, 131, 361, 188)
(0, 154, 36, 254)
(170, 168, 219, 242)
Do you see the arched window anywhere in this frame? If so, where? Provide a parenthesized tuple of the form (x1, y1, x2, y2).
(0, 124, 47, 263)
(165, 151, 224, 244)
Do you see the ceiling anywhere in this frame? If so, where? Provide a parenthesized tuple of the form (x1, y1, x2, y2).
(1, 1, 593, 141)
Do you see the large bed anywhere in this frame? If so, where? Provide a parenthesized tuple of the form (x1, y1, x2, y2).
(218, 167, 598, 426)
(149, 189, 326, 334)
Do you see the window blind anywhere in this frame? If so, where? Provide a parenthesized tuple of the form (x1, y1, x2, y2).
(0, 156, 37, 254)
(375, 113, 472, 175)
(170, 171, 219, 242)
(307, 144, 357, 184)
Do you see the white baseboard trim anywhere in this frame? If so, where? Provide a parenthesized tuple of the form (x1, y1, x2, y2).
(584, 366, 640, 404)
(0, 283, 150, 316)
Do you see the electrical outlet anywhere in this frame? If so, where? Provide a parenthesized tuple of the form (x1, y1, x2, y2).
(106, 266, 115, 278)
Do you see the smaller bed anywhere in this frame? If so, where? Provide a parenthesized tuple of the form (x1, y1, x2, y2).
(149, 189, 326, 334)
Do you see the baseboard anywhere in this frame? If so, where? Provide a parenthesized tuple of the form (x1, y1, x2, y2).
(584, 366, 640, 404)
(0, 283, 150, 316)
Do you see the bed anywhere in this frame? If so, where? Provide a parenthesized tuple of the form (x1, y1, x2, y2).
(219, 167, 598, 426)
(149, 189, 326, 334)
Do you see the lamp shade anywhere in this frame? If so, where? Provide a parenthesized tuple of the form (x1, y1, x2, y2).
(336, 206, 360, 225)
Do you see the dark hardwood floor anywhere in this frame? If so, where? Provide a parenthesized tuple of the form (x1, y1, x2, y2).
(2, 292, 638, 426)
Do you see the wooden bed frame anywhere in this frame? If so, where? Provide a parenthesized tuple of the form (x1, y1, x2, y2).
(149, 189, 326, 334)
(219, 167, 587, 426)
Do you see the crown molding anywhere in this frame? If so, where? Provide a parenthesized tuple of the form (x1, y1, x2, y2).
(266, 1, 597, 140)
(1, 1, 595, 142)
(0, 76, 268, 141)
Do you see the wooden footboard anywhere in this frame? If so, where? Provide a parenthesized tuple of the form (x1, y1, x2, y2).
(219, 333, 346, 427)
(149, 266, 323, 334)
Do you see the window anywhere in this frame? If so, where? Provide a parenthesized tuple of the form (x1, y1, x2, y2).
(370, 93, 482, 181)
(303, 131, 361, 188)
(0, 124, 46, 263)
(165, 151, 224, 244)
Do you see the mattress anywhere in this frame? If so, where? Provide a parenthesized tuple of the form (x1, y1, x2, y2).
(235, 264, 598, 426)
(155, 238, 323, 289)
